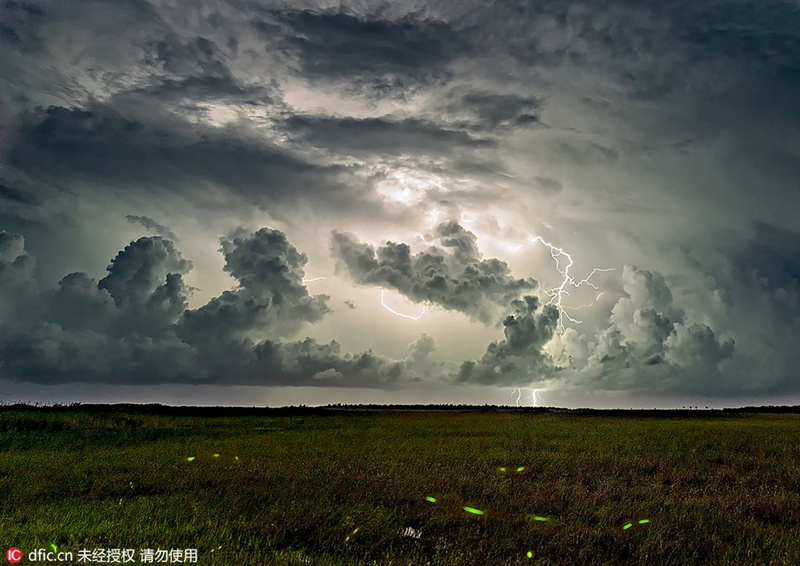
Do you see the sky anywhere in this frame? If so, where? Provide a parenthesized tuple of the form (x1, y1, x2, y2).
(1, 0, 799, 408)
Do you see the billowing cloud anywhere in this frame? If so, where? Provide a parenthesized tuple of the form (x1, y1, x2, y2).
(0, 228, 433, 388)
(178, 228, 329, 342)
(457, 296, 560, 386)
(331, 220, 537, 323)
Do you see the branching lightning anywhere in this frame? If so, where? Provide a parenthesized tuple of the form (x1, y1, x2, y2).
(528, 236, 614, 332)
(380, 290, 428, 320)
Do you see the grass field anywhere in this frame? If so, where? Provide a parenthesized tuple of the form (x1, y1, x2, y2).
(2, 406, 800, 565)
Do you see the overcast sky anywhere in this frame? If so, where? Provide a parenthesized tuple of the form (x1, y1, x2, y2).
(1, 0, 799, 408)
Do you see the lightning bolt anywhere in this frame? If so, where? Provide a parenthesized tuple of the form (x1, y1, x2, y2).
(302, 276, 429, 321)
(513, 388, 544, 407)
(380, 290, 428, 320)
(528, 236, 614, 332)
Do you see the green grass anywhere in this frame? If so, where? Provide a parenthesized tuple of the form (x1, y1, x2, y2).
(3, 409, 800, 565)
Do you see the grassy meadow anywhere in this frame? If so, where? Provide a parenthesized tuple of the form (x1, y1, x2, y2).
(2, 406, 800, 565)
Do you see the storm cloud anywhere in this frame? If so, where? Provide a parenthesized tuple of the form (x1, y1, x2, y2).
(1, 0, 800, 405)
(0, 228, 431, 388)
(332, 220, 537, 324)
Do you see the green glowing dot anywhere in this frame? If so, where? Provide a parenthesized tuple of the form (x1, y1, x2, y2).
(235, 456, 239, 460)
(49, 543, 57, 553)
(187, 457, 195, 462)
(623, 523, 633, 530)
(213, 453, 220, 458)
(353, 528, 359, 534)
(129, 482, 134, 488)
(118, 499, 122, 505)
(425, 496, 437, 503)
(533, 516, 549, 522)
(517, 466, 525, 472)
(527, 551, 533, 558)
(499, 467, 507, 472)
(638, 519, 650, 524)
(345, 537, 350, 542)
(210, 545, 222, 553)
(463, 507, 484, 515)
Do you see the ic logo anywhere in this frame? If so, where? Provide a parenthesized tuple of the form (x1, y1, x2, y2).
(6, 548, 22, 564)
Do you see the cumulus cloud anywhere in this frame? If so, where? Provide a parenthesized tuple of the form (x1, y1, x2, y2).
(456, 296, 560, 386)
(178, 228, 329, 342)
(331, 220, 538, 323)
(550, 265, 738, 395)
(0, 227, 436, 387)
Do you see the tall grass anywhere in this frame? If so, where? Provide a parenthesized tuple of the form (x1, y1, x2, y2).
(2, 409, 800, 564)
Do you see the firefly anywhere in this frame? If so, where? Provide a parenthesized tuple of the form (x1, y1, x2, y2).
(345, 527, 359, 542)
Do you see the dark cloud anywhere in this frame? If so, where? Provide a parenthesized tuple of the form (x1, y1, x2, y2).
(97, 237, 191, 310)
(456, 296, 560, 385)
(331, 220, 537, 324)
(730, 223, 800, 296)
(125, 215, 178, 242)
(0, 0, 44, 51)
(0, 180, 38, 206)
(7, 103, 365, 212)
(457, 92, 542, 131)
(266, 9, 467, 97)
(0, 230, 38, 325)
(178, 228, 329, 342)
(153, 35, 229, 80)
(0, 227, 432, 387)
(283, 115, 494, 157)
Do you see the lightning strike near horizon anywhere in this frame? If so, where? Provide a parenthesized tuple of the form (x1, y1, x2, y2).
(380, 289, 428, 320)
(513, 388, 544, 407)
(527, 235, 614, 331)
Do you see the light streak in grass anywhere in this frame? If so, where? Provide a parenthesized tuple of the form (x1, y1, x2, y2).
(623, 519, 651, 530)
(463, 507, 484, 515)
(425, 496, 437, 503)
